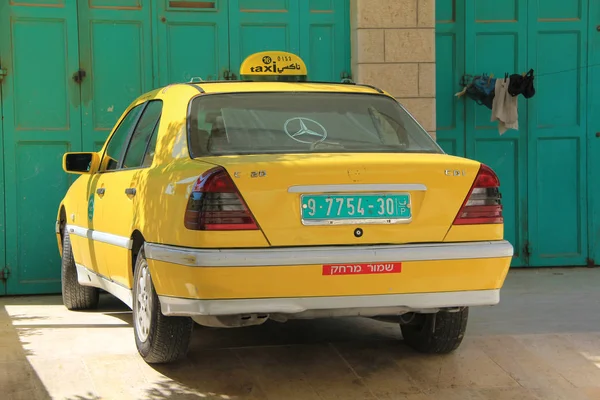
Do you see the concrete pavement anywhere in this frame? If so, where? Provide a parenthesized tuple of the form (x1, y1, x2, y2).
(1, 267, 600, 400)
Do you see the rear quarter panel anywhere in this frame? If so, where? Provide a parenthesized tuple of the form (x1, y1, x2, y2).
(134, 158, 270, 248)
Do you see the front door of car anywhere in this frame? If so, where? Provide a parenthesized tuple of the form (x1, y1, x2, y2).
(92, 100, 162, 286)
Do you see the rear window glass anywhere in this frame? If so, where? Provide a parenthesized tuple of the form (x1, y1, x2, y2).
(187, 92, 442, 157)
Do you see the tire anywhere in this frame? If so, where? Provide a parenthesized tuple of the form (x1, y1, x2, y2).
(400, 308, 469, 354)
(61, 230, 99, 310)
(133, 247, 193, 364)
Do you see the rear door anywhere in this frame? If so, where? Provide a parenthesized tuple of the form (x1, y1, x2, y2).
(0, 1, 82, 295)
(93, 100, 162, 287)
(90, 102, 144, 281)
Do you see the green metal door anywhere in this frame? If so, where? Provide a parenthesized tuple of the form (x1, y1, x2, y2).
(299, 0, 351, 82)
(526, 0, 590, 267)
(0, 0, 352, 295)
(589, 1, 600, 266)
(155, 0, 230, 84)
(0, 30, 6, 294)
(436, 0, 594, 267)
(78, 1, 154, 152)
(229, 0, 350, 81)
(0, 1, 82, 294)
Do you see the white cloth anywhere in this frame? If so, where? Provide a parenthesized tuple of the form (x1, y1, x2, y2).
(491, 78, 518, 135)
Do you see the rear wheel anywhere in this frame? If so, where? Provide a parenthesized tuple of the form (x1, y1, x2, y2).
(61, 230, 99, 310)
(400, 308, 469, 354)
(133, 248, 193, 364)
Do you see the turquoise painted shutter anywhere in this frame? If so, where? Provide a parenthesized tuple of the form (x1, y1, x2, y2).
(463, 0, 529, 267)
(229, 0, 349, 82)
(526, 0, 590, 266)
(299, 0, 351, 82)
(435, 0, 466, 157)
(0, 4, 5, 294)
(0, 0, 81, 294)
(436, 0, 594, 267)
(155, 0, 231, 83)
(228, 0, 301, 76)
(588, 1, 600, 266)
(77, 1, 154, 152)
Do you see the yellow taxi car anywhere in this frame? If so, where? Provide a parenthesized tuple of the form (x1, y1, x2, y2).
(56, 51, 513, 364)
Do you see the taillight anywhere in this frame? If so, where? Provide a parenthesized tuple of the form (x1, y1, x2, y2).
(453, 164, 503, 225)
(184, 167, 259, 231)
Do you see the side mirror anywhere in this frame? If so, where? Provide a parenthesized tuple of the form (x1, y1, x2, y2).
(63, 152, 100, 175)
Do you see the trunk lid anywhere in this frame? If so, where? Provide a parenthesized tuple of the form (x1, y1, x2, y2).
(199, 153, 481, 247)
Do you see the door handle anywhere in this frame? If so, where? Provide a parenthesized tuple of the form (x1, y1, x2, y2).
(125, 188, 136, 196)
(96, 188, 105, 196)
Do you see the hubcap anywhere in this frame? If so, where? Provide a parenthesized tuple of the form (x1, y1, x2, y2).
(135, 261, 153, 342)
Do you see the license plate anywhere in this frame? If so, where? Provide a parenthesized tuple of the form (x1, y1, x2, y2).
(301, 193, 411, 225)
(323, 263, 402, 276)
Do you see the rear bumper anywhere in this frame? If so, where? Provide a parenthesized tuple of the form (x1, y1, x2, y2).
(144, 240, 513, 267)
(144, 240, 513, 315)
(158, 289, 500, 317)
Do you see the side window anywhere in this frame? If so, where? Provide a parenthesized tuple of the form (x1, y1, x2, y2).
(122, 101, 163, 169)
(141, 121, 160, 167)
(101, 104, 144, 171)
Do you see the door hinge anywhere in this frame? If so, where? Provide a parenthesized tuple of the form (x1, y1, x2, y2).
(0, 266, 10, 282)
(523, 241, 532, 260)
(223, 69, 238, 81)
(587, 258, 596, 267)
(0, 67, 7, 82)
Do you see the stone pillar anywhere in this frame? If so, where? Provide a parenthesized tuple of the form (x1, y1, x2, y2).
(351, 0, 437, 139)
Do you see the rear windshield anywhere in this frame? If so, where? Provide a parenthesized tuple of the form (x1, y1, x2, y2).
(187, 92, 442, 157)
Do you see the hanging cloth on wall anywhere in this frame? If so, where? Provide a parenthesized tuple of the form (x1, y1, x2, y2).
(491, 77, 519, 135)
(457, 70, 535, 134)
(456, 73, 497, 109)
(507, 69, 536, 98)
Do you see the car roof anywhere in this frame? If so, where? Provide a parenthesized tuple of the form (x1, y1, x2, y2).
(152, 80, 390, 100)
(192, 81, 385, 94)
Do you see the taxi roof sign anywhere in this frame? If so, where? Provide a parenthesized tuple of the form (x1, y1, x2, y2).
(239, 51, 308, 82)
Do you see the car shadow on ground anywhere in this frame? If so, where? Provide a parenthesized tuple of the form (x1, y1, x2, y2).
(0, 304, 54, 400)
(2, 267, 600, 399)
(113, 268, 600, 399)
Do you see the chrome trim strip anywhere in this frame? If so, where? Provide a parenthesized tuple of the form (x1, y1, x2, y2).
(66, 225, 133, 250)
(301, 217, 413, 226)
(158, 289, 500, 317)
(288, 184, 427, 193)
(145, 240, 514, 268)
(67, 224, 89, 239)
(75, 264, 133, 309)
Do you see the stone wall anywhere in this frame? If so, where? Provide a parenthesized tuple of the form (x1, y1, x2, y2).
(351, 0, 437, 139)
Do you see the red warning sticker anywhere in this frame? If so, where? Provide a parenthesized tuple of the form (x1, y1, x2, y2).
(322, 263, 402, 276)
